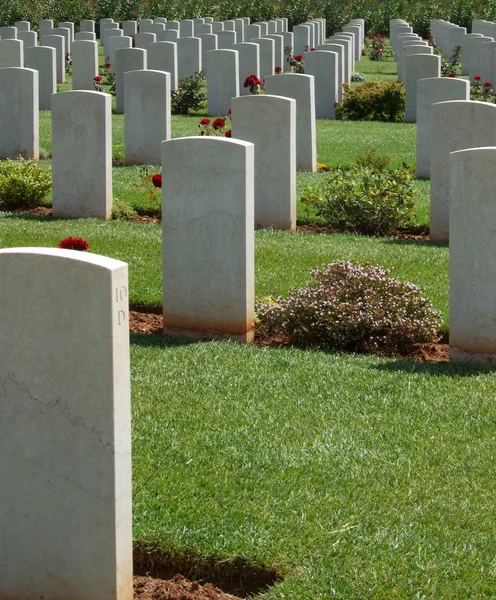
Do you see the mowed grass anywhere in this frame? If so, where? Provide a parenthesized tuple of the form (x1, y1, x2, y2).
(2, 48, 495, 599)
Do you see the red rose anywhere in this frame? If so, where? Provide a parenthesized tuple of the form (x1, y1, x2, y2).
(448, 72, 457, 77)
(94, 75, 102, 82)
(105, 62, 111, 68)
(152, 174, 162, 188)
(225, 129, 232, 137)
(474, 75, 481, 80)
(212, 117, 225, 130)
(199, 118, 211, 125)
(275, 65, 282, 74)
(227, 108, 232, 114)
(58, 237, 89, 251)
(485, 81, 492, 87)
(293, 54, 303, 62)
(310, 47, 315, 51)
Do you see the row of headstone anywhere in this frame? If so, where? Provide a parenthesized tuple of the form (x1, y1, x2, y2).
(390, 19, 440, 122)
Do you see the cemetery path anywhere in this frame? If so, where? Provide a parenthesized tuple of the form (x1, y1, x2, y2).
(134, 574, 242, 600)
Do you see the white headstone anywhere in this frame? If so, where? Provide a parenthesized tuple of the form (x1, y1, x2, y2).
(24, 45, 56, 110)
(206, 49, 239, 115)
(114, 47, 147, 113)
(52, 91, 112, 218)
(177, 36, 201, 78)
(0, 38, 24, 67)
(304, 49, 338, 119)
(18, 30, 37, 49)
(232, 42, 259, 95)
(124, 69, 171, 165)
(42, 34, 65, 83)
(251, 37, 274, 79)
(162, 136, 255, 342)
(0, 247, 132, 600)
(449, 146, 496, 364)
(134, 32, 155, 51)
(232, 94, 296, 230)
(0, 66, 38, 158)
(416, 77, 470, 178)
(148, 41, 178, 90)
(405, 53, 440, 122)
(71, 40, 98, 90)
(430, 100, 496, 241)
(265, 73, 316, 171)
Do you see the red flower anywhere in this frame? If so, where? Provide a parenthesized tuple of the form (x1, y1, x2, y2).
(152, 174, 162, 188)
(212, 117, 225, 130)
(105, 62, 111, 68)
(310, 47, 315, 51)
(93, 75, 102, 82)
(474, 75, 481, 81)
(227, 108, 232, 114)
(200, 131, 205, 135)
(293, 54, 303, 62)
(448, 72, 457, 77)
(58, 237, 89, 251)
(275, 65, 282, 74)
(225, 129, 232, 137)
(244, 74, 261, 88)
(485, 81, 492, 87)
(199, 118, 211, 125)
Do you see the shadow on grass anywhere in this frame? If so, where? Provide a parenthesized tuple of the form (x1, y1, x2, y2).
(372, 359, 496, 377)
(130, 332, 211, 349)
(133, 540, 283, 598)
(382, 237, 448, 249)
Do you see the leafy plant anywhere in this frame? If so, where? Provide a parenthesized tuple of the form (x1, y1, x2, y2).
(300, 165, 416, 236)
(256, 261, 441, 354)
(171, 72, 206, 115)
(111, 198, 138, 220)
(337, 80, 405, 122)
(354, 147, 391, 170)
(0, 158, 52, 209)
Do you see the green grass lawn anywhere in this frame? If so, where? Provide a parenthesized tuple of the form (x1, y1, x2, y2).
(2, 48, 495, 600)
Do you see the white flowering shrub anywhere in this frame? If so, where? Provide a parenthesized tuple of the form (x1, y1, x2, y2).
(256, 261, 441, 354)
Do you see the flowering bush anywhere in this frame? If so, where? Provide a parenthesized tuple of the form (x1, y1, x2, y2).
(255, 261, 441, 354)
(198, 115, 231, 136)
(93, 74, 103, 92)
(471, 76, 495, 102)
(300, 165, 416, 236)
(337, 80, 405, 122)
(58, 237, 89, 251)
(244, 73, 262, 94)
(284, 46, 304, 73)
(133, 166, 162, 216)
(171, 72, 206, 114)
(366, 33, 390, 61)
(0, 158, 52, 209)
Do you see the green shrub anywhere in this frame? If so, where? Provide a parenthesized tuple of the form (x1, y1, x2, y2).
(0, 158, 52, 209)
(111, 199, 138, 220)
(336, 80, 405, 122)
(300, 166, 416, 236)
(256, 261, 441, 354)
(354, 147, 391, 171)
(171, 72, 206, 115)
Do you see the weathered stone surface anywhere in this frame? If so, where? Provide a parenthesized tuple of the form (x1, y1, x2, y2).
(232, 94, 296, 230)
(124, 69, 171, 165)
(430, 100, 496, 241)
(52, 91, 112, 218)
(0, 247, 132, 600)
(0, 66, 38, 159)
(162, 136, 255, 343)
(449, 147, 496, 365)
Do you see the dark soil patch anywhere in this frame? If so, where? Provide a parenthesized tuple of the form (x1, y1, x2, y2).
(134, 574, 242, 600)
(296, 223, 430, 241)
(133, 542, 282, 599)
(129, 311, 449, 363)
(17, 206, 52, 217)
